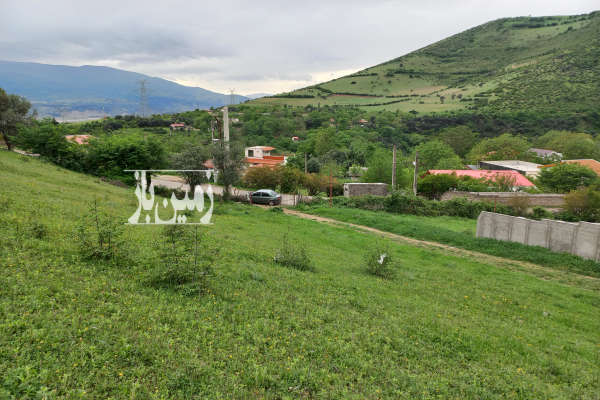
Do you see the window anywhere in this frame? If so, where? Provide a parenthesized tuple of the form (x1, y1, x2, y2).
(248, 149, 254, 157)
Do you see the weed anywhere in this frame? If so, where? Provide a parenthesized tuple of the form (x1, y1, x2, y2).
(274, 232, 314, 271)
(364, 241, 397, 279)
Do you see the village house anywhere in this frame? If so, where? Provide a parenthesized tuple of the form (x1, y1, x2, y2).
(478, 160, 542, 178)
(169, 123, 187, 131)
(245, 146, 287, 168)
(540, 159, 600, 176)
(529, 148, 563, 160)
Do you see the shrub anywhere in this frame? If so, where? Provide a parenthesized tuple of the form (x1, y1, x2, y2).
(243, 166, 280, 190)
(364, 242, 397, 279)
(564, 187, 600, 222)
(418, 173, 459, 199)
(531, 206, 552, 220)
(150, 225, 214, 294)
(273, 233, 314, 271)
(280, 167, 305, 194)
(74, 200, 123, 262)
(304, 173, 327, 196)
(507, 195, 531, 216)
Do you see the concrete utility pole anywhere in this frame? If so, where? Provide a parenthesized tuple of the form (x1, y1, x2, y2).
(412, 151, 418, 196)
(392, 145, 397, 190)
(222, 106, 230, 149)
(304, 153, 308, 174)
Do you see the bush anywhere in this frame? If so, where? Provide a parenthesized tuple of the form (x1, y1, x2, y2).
(150, 225, 215, 294)
(508, 195, 531, 217)
(74, 200, 123, 262)
(280, 167, 305, 194)
(531, 206, 552, 220)
(328, 192, 516, 219)
(243, 166, 280, 190)
(304, 173, 327, 196)
(364, 242, 397, 279)
(418, 174, 459, 199)
(273, 233, 314, 271)
(564, 187, 600, 222)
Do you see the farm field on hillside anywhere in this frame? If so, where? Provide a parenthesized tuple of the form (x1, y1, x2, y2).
(1, 151, 599, 399)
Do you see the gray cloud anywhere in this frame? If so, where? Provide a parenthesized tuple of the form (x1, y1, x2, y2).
(0, 0, 598, 94)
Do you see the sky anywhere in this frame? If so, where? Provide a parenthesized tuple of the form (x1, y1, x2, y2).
(0, 0, 598, 95)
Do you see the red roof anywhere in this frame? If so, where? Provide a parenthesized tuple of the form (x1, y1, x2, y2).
(245, 157, 285, 167)
(427, 170, 534, 187)
(170, 123, 185, 127)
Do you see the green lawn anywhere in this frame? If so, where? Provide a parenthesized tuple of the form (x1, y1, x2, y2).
(297, 205, 600, 280)
(1, 151, 600, 399)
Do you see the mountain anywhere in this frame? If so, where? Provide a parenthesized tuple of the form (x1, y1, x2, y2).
(245, 93, 272, 100)
(0, 61, 248, 119)
(253, 11, 600, 115)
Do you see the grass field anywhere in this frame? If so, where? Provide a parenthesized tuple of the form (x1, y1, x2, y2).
(297, 205, 600, 280)
(1, 150, 600, 399)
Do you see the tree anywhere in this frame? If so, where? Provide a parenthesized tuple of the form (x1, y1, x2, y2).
(415, 140, 463, 171)
(0, 88, 31, 151)
(537, 163, 598, 193)
(466, 133, 530, 163)
(212, 143, 245, 200)
(170, 145, 210, 189)
(437, 126, 479, 157)
(536, 130, 600, 160)
(361, 148, 408, 187)
(564, 187, 600, 222)
(242, 166, 280, 190)
(418, 173, 459, 199)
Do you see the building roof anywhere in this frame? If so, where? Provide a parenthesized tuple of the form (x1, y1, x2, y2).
(170, 123, 185, 127)
(65, 135, 93, 145)
(245, 157, 285, 167)
(247, 146, 275, 151)
(479, 160, 542, 172)
(427, 170, 535, 187)
(529, 148, 562, 157)
(541, 159, 600, 175)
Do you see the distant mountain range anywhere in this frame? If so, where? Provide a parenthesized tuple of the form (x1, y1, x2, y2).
(254, 11, 600, 115)
(0, 61, 249, 120)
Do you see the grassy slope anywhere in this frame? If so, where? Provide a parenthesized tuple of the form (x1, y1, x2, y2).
(1, 151, 600, 399)
(253, 12, 600, 114)
(298, 205, 600, 280)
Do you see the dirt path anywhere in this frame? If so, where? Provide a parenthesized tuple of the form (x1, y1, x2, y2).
(282, 209, 600, 291)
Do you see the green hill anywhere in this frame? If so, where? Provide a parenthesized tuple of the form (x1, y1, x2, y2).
(2, 152, 600, 397)
(254, 11, 600, 115)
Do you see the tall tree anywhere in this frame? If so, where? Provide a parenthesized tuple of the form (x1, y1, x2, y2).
(0, 88, 31, 151)
(212, 142, 245, 200)
(415, 140, 463, 171)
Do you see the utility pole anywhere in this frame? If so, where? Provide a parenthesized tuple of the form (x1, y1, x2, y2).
(412, 151, 418, 196)
(329, 169, 333, 207)
(392, 144, 397, 191)
(304, 153, 308, 174)
(222, 106, 230, 149)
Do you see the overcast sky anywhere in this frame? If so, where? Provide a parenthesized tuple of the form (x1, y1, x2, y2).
(1, 1, 597, 95)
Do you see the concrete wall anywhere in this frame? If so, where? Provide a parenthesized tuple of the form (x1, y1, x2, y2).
(442, 191, 565, 208)
(343, 183, 388, 198)
(476, 211, 600, 261)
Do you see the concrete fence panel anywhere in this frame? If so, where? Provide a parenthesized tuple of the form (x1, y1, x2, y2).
(493, 213, 514, 242)
(526, 220, 549, 248)
(544, 219, 578, 253)
(476, 212, 600, 261)
(572, 222, 600, 261)
(510, 217, 530, 244)
(476, 211, 495, 239)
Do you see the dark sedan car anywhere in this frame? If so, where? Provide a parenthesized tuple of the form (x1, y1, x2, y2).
(250, 189, 282, 205)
